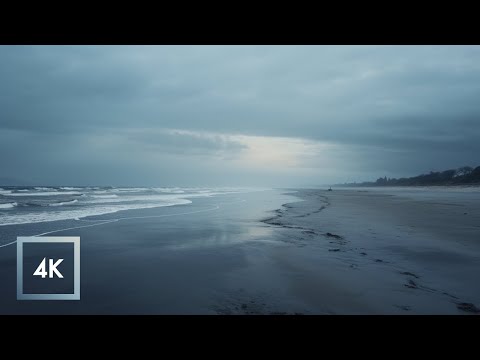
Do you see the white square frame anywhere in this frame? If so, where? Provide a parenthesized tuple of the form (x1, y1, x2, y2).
(17, 236, 80, 300)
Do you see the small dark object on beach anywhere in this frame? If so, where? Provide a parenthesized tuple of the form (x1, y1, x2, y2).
(329, 248, 341, 252)
(326, 232, 343, 239)
(302, 230, 316, 235)
(464, 212, 468, 215)
(360, 252, 367, 256)
(375, 259, 384, 263)
(456, 302, 480, 313)
(328, 187, 332, 191)
(404, 279, 418, 289)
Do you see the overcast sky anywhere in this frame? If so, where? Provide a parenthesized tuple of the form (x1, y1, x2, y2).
(1, 45, 479, 186)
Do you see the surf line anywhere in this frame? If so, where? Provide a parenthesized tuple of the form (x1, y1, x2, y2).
(0, 204, 225, 249)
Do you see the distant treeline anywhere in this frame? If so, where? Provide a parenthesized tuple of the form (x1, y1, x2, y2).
(339, 166, 480, 187)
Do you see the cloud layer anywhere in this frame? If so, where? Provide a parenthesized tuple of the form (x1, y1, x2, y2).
(1, 45, 479, 186)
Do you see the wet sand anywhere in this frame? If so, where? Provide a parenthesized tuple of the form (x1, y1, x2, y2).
(1, 188, 479, 314)
(261, 188, 480, 314)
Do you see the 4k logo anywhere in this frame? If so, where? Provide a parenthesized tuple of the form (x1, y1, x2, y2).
(33, 258, 64, 278)
(17, 236, 80, 300)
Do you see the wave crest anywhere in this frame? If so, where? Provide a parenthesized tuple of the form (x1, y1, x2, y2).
(48, 199, 78, 207)
(0, 202, 17, 209)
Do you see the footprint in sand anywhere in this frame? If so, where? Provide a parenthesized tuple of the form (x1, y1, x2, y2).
(400, 271, 420, 279)
(404, 279, 418, 289)
(325, 232, 343, 239)
(456, 302, 480, 314)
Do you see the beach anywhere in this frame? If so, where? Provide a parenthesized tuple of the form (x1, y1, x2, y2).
(262, 188, 480, 314)
(1, 187, 479, 314)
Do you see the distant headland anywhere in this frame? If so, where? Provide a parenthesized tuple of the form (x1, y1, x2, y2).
(337, 166, 480, 187)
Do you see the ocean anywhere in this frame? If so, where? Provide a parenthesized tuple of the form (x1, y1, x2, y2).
(0, 186, 267, 246)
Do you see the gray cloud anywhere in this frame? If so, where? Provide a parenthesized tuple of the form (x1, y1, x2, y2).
(1, 45, 479, 186)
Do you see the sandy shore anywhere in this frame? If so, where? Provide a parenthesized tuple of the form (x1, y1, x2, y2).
(1, 188, 479, 314)
(261, 188, 480, 314)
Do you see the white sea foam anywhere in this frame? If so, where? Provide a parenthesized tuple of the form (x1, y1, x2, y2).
(91, 194, 118, 199)
(109, 187, 150, 193)
(34, 187, 57, 191)
(8, 191, 81, 196)
(84, 193, 216, 204)
(60, 187, 82, 190)
(0, 199, 192, 226)
(0, 187, 259, 227)
(0, 202, 17, 209)
(0, 189, 12, 195)
(48, 199, 78, 207)
(154, 187, 185, 193)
